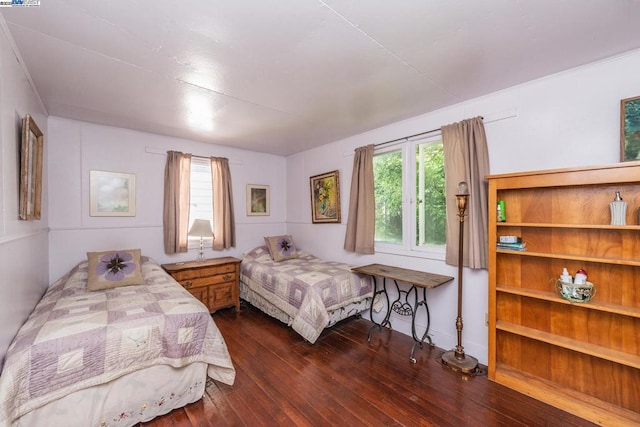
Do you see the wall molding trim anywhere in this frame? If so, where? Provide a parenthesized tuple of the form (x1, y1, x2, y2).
(0, 228, 49, 245)
(49, 225, 162, 232)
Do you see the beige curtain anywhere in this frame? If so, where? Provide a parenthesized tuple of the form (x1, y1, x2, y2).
(163, 151, 192, 254)
(211, 157, 236, 249)
(442, 117, 490, 269)
(344, 144, 375, 254)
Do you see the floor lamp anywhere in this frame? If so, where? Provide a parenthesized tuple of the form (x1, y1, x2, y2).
(441, 181, 479, 374)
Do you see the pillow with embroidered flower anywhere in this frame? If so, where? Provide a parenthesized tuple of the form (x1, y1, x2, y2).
(86, 249, 145, 291)
(264, 235, 298, 262)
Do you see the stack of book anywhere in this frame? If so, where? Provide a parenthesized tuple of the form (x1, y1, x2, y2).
(497, 235, 526, 251)
(496, 241, 527, 251)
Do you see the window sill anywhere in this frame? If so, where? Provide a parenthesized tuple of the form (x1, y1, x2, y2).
(374, 244, 446, 261)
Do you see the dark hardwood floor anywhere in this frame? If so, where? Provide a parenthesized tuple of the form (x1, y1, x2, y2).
(141, 303, 595, 426)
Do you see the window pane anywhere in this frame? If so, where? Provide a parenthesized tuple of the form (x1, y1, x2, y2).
(415, 141, 445, 246)
(374, 150, 403, 244)
(189, 158, 213, 230)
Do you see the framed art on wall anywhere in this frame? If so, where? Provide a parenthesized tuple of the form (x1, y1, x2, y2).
(246, 184, 270, 216)
(19, 114, 44, 220)
(90, 170, 136, 216)
(310, 170, 341, 223)
(621, 95, 640, 162)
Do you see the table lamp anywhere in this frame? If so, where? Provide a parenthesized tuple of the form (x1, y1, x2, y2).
(188, 219, 213, 262)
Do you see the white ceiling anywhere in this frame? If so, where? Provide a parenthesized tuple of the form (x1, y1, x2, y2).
(3, 1, 640, 156)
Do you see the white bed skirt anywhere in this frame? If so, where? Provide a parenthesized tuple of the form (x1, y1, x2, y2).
(14, 363, 207, 427)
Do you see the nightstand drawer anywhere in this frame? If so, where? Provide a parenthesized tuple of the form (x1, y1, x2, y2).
(186, 286, 207, 303)
(178, 272, 236, 289)
(209, 282, 234, 308)
(171, 264, 236, 281)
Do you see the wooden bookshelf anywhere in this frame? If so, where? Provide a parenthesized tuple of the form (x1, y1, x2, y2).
(487, 161, 640, 426)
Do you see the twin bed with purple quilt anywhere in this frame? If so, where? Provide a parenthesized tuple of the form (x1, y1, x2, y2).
(240, 242, 374, 343)
(0, 255, 235, 427)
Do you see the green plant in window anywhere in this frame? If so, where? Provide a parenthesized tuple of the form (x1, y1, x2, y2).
(416, 144, 445, 245)
(374, 151, 403, 243)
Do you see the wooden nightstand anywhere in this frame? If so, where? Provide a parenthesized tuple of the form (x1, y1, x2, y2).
(162, 257, 242, 313)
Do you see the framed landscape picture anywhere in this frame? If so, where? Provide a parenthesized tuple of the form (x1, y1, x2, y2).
(621, 95, 640, 162)
(310, 170, 341, 223)
(246, 184, 270, 216)
(90, 170, 136, 216)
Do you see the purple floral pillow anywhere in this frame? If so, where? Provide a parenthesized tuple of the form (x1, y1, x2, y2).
(264, 235, 298, 262)
(86, 249, 145, 291)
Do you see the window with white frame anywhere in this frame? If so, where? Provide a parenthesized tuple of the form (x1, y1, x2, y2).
(188, 157, 214, 248)
(373, 134, 446, 256)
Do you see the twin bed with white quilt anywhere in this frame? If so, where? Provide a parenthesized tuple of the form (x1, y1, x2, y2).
(0, 253, 235, 427)
(240, 238, 374, 343)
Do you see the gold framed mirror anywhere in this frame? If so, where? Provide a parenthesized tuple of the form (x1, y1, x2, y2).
(19, 114, 43, 220)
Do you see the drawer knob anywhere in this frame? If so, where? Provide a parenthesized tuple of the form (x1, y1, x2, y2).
(223, 274, 232, 281)
(184, 281, 193, 289)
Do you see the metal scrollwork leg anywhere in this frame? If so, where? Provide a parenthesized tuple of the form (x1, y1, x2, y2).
(368, 277, 392, 342)
(409, 287, 433, 363)
(420, 287, 433, 347)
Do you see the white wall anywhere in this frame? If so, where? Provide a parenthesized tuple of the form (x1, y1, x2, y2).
(286, 49, 640, 365)
(47, 117, 287, 281)
(0, 21, 49, 370)
(8, 22, 640, 370)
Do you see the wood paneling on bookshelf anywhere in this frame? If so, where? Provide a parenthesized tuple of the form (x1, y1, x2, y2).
(487, 161, 640, 426)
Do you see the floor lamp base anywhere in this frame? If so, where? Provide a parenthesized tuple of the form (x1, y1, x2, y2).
(441, 350, 479, 375)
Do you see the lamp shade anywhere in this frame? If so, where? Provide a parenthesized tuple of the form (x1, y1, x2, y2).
(457, 181, 469, 195)
(188, 219, 213, 238)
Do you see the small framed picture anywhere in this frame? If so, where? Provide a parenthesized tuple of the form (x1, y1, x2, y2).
(90, 170, 136, 217)
(246, 184, 270, 216)
(310, 170, 341, 224)
(621, 95, 640, 162)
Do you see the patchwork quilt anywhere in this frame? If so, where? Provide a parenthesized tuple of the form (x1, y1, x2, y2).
(240, 246, 373, 343)
(0, 257, 235, 426)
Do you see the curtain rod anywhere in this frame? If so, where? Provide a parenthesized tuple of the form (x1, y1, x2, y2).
(184, 152, 243, 165)
(169, 150, 222, 161)
(374, 116, 484, 148)
(191, 154, 214, 160)
(144, 147, 242, 165)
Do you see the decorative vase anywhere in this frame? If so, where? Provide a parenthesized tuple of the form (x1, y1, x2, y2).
(610, 191, 627, 226)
